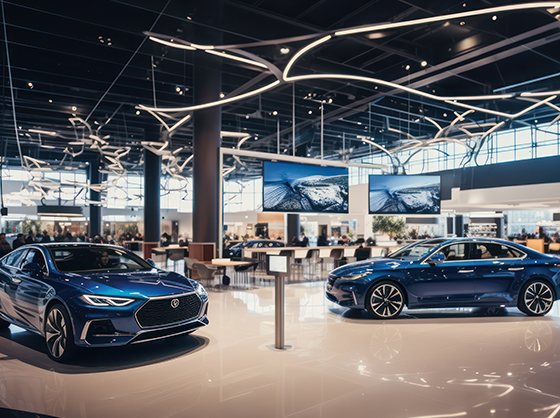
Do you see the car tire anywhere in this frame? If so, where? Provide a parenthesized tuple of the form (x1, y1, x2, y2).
(44, 304, 76, 362)
(365, 281, 405, 319)
(518, 280, 555, 316)
(0, 319, 10, 330)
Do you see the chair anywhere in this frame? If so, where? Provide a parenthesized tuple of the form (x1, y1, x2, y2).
(330, 248, 344, 268)
(234, 261, 259, 286)
(168, 248, 186, 273)
(355, 247, 371, 261)
(151, 248, 167, 267)
(184, 257, 199, 278)
(192, 262, 218, 286)
(548, 242, 560, 254)
(526, 238, 545, 253)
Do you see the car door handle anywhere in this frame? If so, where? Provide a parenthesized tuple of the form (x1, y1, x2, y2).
(458, 269, 474, 273)
(508, 267, 524, 271)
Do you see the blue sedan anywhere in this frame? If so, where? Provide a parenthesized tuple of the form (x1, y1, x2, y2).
(0, 243, 209, 362)
(326, 238, 560, 319)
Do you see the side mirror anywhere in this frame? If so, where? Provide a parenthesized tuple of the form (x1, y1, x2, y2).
(428, 253, 445, 264)
(146, 258, 156, 268)
(21, 262, 43, 276)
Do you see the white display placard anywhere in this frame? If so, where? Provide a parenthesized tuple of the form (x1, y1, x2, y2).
(268, 255, 287, 273)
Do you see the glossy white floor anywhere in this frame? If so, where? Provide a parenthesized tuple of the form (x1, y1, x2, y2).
(1, 281, 560, 418)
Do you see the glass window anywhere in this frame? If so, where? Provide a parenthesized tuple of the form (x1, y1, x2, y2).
(21, 249, 47, 272)
(435, 243, 468, 261)
(49, 247, 151, 273)
(2, 249, 29, 269)
(472, 243, 524, 259)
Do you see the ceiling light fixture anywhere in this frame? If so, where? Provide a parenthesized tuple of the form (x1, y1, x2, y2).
(29, 129, 56, 136)
(280, 47, 290, 54)
(492, 15, 497, 20)
(272, 110, 278, 116)
(205, 50, 268, 69)
(71, 106, 77, 111)
(220, 92, 225, 98)
(149, 37, 196, 50)
(421, 61, 427, 67)
(405, 65, 411, 70)
(48, 99, 53, 103)
(27, 82, 34, 89)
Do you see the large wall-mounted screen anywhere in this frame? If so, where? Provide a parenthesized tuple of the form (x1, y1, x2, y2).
(263, 161, 349, 213)
(369, 175, 441, 214)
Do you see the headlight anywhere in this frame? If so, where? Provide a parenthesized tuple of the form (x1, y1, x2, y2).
(339, 272, 370, 281)
(193, 282, 208, 298)
(80, 295, 135, 307)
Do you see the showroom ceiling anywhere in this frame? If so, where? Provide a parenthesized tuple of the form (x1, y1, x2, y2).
(1, 0, 560, 173)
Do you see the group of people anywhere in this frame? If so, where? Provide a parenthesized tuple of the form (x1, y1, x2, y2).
(512, 228, 560, 243)
(0, 229, 92, 257)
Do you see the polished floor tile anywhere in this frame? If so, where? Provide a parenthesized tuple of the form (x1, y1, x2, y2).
(1, 281, 560, 417)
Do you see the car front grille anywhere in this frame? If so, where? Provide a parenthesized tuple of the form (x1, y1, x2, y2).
(327, 274, 337, 287)
(136, 293, 202, 328)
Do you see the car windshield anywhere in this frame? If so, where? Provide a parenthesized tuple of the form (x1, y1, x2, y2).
(387, 239, 447, 261)
(49, 247, 153, 273)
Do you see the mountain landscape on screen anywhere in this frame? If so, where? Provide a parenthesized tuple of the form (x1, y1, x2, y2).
(263, 162, 348, 213)
(369, 175, 441, 214)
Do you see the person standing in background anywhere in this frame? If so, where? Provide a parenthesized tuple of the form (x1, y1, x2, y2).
(12, 234, 26, 250)
(25, 230, 36, 244)
(0, 233, 12, 257)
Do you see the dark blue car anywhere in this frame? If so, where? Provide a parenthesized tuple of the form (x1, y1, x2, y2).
(326, 238, 560, 319)
(0, 243, 209, 362)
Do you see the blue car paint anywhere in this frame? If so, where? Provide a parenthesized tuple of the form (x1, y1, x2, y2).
(0, 243, 209, 348)
(326, 238, 560, 312)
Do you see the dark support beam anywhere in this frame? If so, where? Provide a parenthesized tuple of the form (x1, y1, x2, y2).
(193, 0, 223, 249)
(287, 214, 300, 245)
(144, 126, 162, 258)
(88, 158, 101, 238)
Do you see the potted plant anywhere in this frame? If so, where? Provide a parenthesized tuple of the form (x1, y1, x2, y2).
(372, 216, 406, 241)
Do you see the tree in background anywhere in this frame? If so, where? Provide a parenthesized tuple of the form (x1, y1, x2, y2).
(372, 216, 406, 240)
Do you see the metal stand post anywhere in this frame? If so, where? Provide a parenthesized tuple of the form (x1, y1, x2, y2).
(275, 274, 285, 349)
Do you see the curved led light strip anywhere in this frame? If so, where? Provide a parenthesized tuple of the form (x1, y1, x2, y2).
(139, 1, 560, 159)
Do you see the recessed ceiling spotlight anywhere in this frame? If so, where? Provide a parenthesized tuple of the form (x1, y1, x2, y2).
(463, 3, 466, 7)
(245, 115, 250, 119)
(272, 110, 278, 116)
(48, 99, 53, 103)
(71, 106, 77, 111)
(175, 86, 181, 92)
(421, 61, 427, 67)
(357, 122, 362, 125)
(308, 110, 313, 114)
(186, 16, 192, 20)
(443, 22, 450, 27)
(443, 113, 447, 117)
(136, 110, 141, 115)
(492, 15, 497, 20)
(219, 92, 225, 98)
(405, 64, 410, 70)
(460, 21, 465, 25)
(27, 82, 34, 89)
(280, 47, 290, 54)
(328, 98, 333, 103)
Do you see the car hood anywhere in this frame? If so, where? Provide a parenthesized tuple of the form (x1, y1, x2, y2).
(331, 257, 413, 277)
(61, 269, 196, 299)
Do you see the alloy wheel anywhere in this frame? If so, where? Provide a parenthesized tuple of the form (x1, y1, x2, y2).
(45, 307, 67, 358)
(524, 282, 553, 315)
(369, 284, 403, 318)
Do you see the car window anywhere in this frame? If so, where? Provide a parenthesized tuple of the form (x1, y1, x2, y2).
(2, 249, 29, 269)
(49, 247, 152, 273)
(257, 242, 265, 248)
(472, 243, 524, 259)
(434, 243, 468, 261)
(21, 249, 47, 271)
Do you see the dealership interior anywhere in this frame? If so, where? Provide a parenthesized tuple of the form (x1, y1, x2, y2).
(2, 0, 560, 417)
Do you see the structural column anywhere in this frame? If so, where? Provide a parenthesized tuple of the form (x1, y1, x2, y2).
(193, 0, 222, 249)
(88, 158, 101, 238)
(143, 126, 162, 258)
(287, 214, 300, 245)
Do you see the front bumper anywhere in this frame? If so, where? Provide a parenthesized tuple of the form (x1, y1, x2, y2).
(68, 293, 209, 348)
(326, 280, 361, 308)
